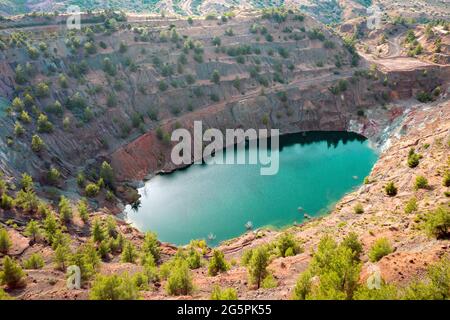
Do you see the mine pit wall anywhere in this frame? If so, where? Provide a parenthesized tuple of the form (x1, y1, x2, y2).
(110, 64, 450, 183)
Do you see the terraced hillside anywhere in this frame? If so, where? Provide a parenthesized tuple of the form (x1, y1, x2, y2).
(2, 1, 448, 25)
(0, 8, 449, 301)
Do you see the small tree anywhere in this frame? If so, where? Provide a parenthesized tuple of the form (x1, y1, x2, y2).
(404, 197, 418, 214)
(0, 228, 12, 254)
(47, 167, 60, 185)
(20, 173, 34, 191)
(384, 181, 397, 196)
(58, 196, 72, 224)
(23, 253, 44, 269)
(142, 232, 160, 262)
(37, 114, 53, 133)
(31, 135, 45, 152)
(91, 218, 105, 243)
(210, 285, 238, 300)
(53, 244, 71, 271)
(443, 171, 450, 187)
(211, 69, 220, 84)
(425, 206, 450, 239)
(248, 246, 269, 289)
(414, 175, 429, 190)
(77, 198, 89, 223)
(85, 183, 100, 197)
(368, 238, 393, 262)
(121, 241, 138, 263)
(24, 220, 42, 243)
(341, 232, 363, 261)
(90, 273, 139, 300)
(407, 148, 421, 168)
(353, 203, 364, 214)
(0, 194, 13, 210)
(275, 233, 301, 257)
(0, 256, 25, 288)
(100, 161, 114, 188)
(208, 250, 229, 276)
(43, 212, 59, 245)
(165, 260, 194, 296)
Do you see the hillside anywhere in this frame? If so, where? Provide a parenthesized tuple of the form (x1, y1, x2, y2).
(1, 1, 449, 24)
(0, 8, 449, 300)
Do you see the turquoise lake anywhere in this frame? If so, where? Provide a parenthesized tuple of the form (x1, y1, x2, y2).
(124, 131, 378, 246)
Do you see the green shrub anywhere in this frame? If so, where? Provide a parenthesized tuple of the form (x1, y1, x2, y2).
(121, 241, 138, 263)
(368, 238, 393, 262)
(0, 256, 25, 288)
(85, 183, 100, 197)
(0, 228, 12, 254)
(91, 218, 105, 243)
(69, 242, 99, 281)
(404, 197, 418, 214)
(208, 250, 229, 276)
(424, 206, 450, 239)
(248, 246, 269, 289)
(14, 122, 25, 136)
(23, 253, 44, 269)
(90, 273, 139, 300)
(414, 175, 429, 190)
(407, 148, 421, 168)
(100, 161, 114, 188)
(31, 135, 45, 152)
(211, 69, 220, 84)
(186, 247, 202, 269)
(53, 244, 71, 271)
(58, 196, 72, 223)
(77, 199, 89, 223)
(341, 232, 363, 260)
(1, 194, 13, 210)
(0, 288, 12, 300)
(261, 274, 278, 289)
(142, 232, 160, 262)
(165, 260, 194, 296)
(292, 236, 361, 300)
(210, 285, 238, 300)
(275, 233, 301, 257)
(353, 203, 364, 214)
(24, 220, 42, 243)
(102, 57, 116, 76)
(47, 167, 60, 185)
(443, 171, 450, 187)
(384, 181, 398, 196)
(35, 83, 50, 98)
(353, 283, 399, 300)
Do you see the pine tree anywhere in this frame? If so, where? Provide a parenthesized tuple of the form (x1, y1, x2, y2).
(166, 260, 193, 296)
(121, 241, 138, 263)
(23, 253, 44, 269)
(77, 198, 89, 223)
(248, 247, 269, 289)
(24, 220, 42, 243)
(100, 161, 115, 188)
(58, 196, 72, 224)
(91, 218, 105, 243)
(0, 256, 25, 288)
(90, 273, 139, 300)
(208, 250, 229, 276)
(54, 244, 71, 271)
(142, 232, 160, 262)
(0, 228, 12, 254)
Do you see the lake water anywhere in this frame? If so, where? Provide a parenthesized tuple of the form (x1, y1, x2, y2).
(124, 131, 378, 246)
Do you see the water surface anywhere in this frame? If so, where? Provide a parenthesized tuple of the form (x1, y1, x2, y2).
(124, 132, 378, 246)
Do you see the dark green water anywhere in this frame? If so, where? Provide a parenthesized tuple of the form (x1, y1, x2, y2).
(124, 132, 378, 246)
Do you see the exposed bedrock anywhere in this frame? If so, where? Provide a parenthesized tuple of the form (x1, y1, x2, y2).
(110, 64, 450, 182)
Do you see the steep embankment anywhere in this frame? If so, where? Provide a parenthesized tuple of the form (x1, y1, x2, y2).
(2, 97, 448, 300)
